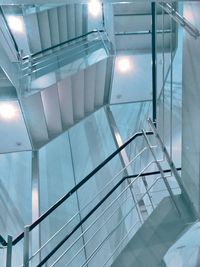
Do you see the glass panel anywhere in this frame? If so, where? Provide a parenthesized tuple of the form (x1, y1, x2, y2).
(0, 151, 32, 266)
(39, 133, 86, 266)
(157, 3, 183, 167)
(69, 107, 141, 266)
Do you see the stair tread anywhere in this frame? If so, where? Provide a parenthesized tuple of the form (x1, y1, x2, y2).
(41, 85, 63, 137)
(57, 77, 74, 127)
(21, 93, 49, 145)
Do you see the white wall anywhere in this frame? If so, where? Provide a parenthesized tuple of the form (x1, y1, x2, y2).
(182, 2, 200, 214)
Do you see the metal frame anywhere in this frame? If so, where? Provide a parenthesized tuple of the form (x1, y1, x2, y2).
(151, 2, 157, 124)
(36, 159, 173, 267)
(6, 236, 12, 267)
(68, 132, 89, 266)
(31, 151, 41, 264)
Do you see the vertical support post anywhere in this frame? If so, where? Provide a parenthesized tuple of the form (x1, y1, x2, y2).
(32, 151, 41, 263)
(105, 106, 149, 223)
(68, 132, 88, 267)
(6, 235, 12, 267)
(23, 226, 30, 267)
(170, 16, 173, 159)
(151, 2, 157, 125)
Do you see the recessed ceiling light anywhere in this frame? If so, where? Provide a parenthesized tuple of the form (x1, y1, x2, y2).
(7, 16, 24, 33)
(117, 57, 132, 73)
(88, 0, 102, 18)
(0, 103, 17, 120)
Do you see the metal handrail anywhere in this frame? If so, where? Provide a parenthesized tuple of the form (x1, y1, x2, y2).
(21, 40, 105, 78)
(27, 146, 150, 261)
(22, 30, 105, 61)
(21, 34, 103, 71)
(52, 195, 134, 267)
(7, 131, 152, 246)
(22, 166, 180, 266)
(3, 126, 182, 266)
(36, 157, 182, 267)
(2, 129, 182, 267)
(37, 161, 155, 267)
(102, 221, 139, 267)
(82, 176, 164, 267)
(56, 172, 181, 267)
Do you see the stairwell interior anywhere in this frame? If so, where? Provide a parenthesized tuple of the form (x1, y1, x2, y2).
(0, 1, 200, 267)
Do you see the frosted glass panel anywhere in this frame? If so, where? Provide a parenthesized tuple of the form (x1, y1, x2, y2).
(39, 133, 86, 266)
(0, 151, 32, 267)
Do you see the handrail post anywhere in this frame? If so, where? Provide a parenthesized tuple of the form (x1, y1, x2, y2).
(151, 2, 157, 125)
(23, 226, 30, 267)
(6, 235, 12, 267)
(98, 29, 110, 56)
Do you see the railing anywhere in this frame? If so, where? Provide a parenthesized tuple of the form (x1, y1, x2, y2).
(2, 123, 183, 267)
(0, 131, 151, 247)
(20, 29, 113, 96)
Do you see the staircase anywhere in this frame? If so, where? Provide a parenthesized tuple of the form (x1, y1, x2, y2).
(0, 4, 197, 267)
(1, 121, 197, 267)
(21, 57, 113, 149)
(111, 195, 195, 267)
(24, 4, 87, 54)
(0, 5, 114, 149)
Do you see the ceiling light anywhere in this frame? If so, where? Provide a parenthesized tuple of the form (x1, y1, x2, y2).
(88, 0, 102, 18)
(0, 103, 17, 120)
(117, 57, 132, 73)
(7, 16, 24, 33)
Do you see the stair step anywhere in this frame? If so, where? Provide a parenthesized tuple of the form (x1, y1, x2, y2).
(41, 85, 63, 137)
(95, 59, 107, 107)
(71, 70, 85, 120)
(67, 5, 76, 39)
(75, 5, 83, 36)
(21, 93, 49, 148)
(25, 13, 42, 53)
(57, 77, 74, 127)
(48, 8, 60, 47)
(57, 6, 68, 42)
(37, 10, 52, 50)
(84, 64, 96, 113)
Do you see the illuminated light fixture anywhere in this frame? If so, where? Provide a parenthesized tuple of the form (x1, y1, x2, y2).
(7, 16, 24, 33)
(0, 103, 17, 120)
(117, 57, 132, 73)
(88, 0, 102, 18)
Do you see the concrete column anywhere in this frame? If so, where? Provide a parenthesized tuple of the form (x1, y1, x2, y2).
(182, 2, 200, 215)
